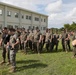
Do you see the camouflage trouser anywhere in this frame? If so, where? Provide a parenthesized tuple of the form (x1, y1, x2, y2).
(10, 50, 16, 68)
(45, 40, 50, 51)
(33, 41, 43, 53)
(2, 44, 10, 62)
(65, 40, 71, 51)
(24, 40, 34, 53)
(73, 46, 76, 57)
(21, 42, 24, 50)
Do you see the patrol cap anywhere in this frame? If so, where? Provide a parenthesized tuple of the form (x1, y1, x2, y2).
(9, 28, 16, 32)
(36, 27, 39, 30)
(3, 27, 7, 31)
(46, 28, 48, 32)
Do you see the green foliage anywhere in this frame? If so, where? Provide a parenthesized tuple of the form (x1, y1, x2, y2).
(64, 22, 76, 31)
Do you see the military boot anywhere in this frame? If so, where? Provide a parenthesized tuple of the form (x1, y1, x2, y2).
(0, 60, 6, 65)
(9, 66, 16, 73)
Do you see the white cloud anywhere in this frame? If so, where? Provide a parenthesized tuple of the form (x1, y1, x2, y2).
(65, 7, 76, 23)
(0, 0, 38, 11)
(0, 0, 59, 11)
(66, 7, 76, 18)
(0, 0, 76, 28)
(48, 7, 76, 28)
(45, 0, 62, 13)
(44, 0, 76, 28)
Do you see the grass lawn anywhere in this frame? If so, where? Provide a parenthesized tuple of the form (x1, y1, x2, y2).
(0, 42, 76, 75)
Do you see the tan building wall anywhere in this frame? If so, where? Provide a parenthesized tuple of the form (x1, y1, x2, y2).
(0, 2, 48, 32)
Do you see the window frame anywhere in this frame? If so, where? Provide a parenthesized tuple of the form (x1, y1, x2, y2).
(7, 11, 11, 17)
(15, 12, 19, 18)
(0, 9, 2, 16)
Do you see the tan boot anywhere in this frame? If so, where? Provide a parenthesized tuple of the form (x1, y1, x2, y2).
(8, 66, 15, 70)
(66, 51, 68, 53)
(0, 61, 6, 65)
(9, 66, 16, 73)
(6, 62, 11, 66)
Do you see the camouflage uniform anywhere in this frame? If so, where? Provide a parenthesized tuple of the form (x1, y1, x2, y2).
(0, 33, 10, 64)
(65, 33, 71, 51)
(20, 31, 26, 50)
(50, 34, 59, 52)
(33, 30, 41, 53)
(27, 31, 34, 50)
(62, 32, 70, 52)
(45, 32, 51, 51)
(61, 31, 67, 51)
(72, 32, 76, 57)
(9, 33, 19, 72)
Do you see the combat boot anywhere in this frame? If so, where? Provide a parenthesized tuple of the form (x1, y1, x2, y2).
(6, 62, 11, 65)
(0, 60, 6, 65)
(9, 66, 16, 73)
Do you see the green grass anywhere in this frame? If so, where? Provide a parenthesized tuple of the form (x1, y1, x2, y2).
(0, 42, 76, 75)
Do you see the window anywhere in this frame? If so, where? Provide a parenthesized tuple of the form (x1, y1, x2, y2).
(44, 19, 46, 22)
(41, 19, 43, 22)
(43, 27, 46, 30)
(35, 17, 39, 21)
(7, 25, 13, 28)
(15, 26, 18, 29)
(29, 16, 31, 20)
(26, 15, 28, 19)
(26, 15, 31, 20)
(0, 24, 2, 29)
(32, 26, 35, 29)
(0, 10, 2, 15)
(22, 15, 24, 19)
(7, 11, 11, 17)
(28, 26, 31, 29)
(15, 13, 18, 18)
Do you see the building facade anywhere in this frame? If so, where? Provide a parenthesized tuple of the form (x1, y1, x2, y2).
(0, 2, 48, 32)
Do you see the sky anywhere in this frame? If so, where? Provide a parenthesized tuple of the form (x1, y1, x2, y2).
(0, 0, 76, 28)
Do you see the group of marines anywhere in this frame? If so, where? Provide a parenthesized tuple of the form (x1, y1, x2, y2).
(0, 27, 76, 73)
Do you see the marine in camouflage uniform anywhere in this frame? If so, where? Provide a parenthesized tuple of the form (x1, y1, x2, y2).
(33, 28, 41, 53)
(28, 29, 34, 50)
(9, 28, 19, 73)
(61, 30, 67, 51)
(72, 31, 76, 58)
(20, 31, 27, 50)
(38, 34, 45, 53)
(0, 27, 10, 65)
(45, 29, 51, 52)
(50, 33, 59, 52)
(24, 30, 34, 53)
(61, 30, 71, 52)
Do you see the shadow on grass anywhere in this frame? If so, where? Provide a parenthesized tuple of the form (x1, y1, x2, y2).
(16, 60, 48, 72)
(41, 49, 63, 54)
(42, 48, 72, 54)
(17, 60, 39, 64)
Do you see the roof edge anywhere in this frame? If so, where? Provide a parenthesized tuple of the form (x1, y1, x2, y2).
(0, 2, 48, 17)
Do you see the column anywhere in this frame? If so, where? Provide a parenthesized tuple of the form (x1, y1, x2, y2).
(39, 15, 41, 30)
(46, 17, 48, 28)
(31, 13, 33, 29)
(19, 10, 22, 28)
(4, 6, 7, 27)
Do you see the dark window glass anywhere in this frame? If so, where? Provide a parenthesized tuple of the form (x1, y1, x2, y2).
(26, 15, 28, 19)
(29, 16, 31, 20)
(22, 15, 24, 19)
(35, 17, 39, 21)
(15, 13, 18, 18)
(7, 11, 11, 17)
(44, 19, 46, 22)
